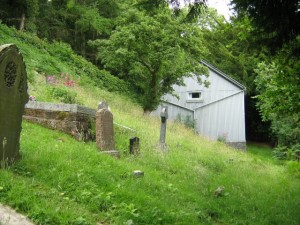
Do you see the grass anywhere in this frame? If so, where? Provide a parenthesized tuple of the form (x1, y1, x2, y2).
(0, 23, 300, 225)
(1, 121, 299, 225)
(247, 143, 276, 161)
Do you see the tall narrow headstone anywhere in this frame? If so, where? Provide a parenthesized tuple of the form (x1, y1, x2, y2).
(95, 107, 119, 157)
(0, 44, 29, 166)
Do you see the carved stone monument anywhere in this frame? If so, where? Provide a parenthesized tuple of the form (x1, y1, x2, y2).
(159, 106, 168, 151)
(95, 107, 119, 157)
(98, 101, 109, 110)
(0, 44, 29, 166)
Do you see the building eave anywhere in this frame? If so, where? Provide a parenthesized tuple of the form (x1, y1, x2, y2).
(200, 60, 246, 91)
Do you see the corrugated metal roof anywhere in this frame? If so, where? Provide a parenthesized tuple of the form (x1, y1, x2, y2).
(200, 60, 246, 91)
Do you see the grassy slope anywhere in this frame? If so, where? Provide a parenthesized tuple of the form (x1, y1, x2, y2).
(0, 24, 300, 225)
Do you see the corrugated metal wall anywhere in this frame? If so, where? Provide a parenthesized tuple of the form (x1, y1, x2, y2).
(194, 91, 245, 142)
(162, 70, 241, 110)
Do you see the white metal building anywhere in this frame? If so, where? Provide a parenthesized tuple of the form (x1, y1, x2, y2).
(152, 60, 246, 149)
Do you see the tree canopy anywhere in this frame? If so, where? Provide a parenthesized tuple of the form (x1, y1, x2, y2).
(231, 0, 300, 50)
(90, 7, 209, 112)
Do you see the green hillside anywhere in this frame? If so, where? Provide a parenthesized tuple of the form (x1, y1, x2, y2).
(0, 23, 300, 225)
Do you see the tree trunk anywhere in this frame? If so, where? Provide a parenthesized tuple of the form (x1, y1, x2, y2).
(143, 73, 158, 113)
(19, 13, 25, 31)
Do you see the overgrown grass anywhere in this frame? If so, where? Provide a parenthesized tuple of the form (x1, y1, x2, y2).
(0, 23, 300, 225)
(247, 143, 276, 161)
(1, 121, 300, 225)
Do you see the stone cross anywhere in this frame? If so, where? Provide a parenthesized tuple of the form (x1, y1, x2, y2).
(0, 44, 29, 166)
(159, 106, 168, 150)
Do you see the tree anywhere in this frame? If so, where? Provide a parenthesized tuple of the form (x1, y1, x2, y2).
(0, 0, 39, 31)
(136, 0, 207, 20)
(254, 39, 300, 158)
(231, 0, 300, 50)
(230, 0, 300, 156)
(36, 0, 119, 62)
(90, 8, 209, 112)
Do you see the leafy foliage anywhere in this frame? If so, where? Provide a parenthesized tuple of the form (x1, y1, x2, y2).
(0, 0, 39, 31)
(91, 7, 208, 111)
(254, 38, 300, 159)
(231, 0, 300, 50)
(137, 0, 207, 21)
(47, 86, 78, 104)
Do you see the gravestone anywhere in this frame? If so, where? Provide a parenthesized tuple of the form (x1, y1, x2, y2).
(95, 108, 119, 157)
(159, 106, 168, 151)
(0, 44, 29, 166)
(98, 101, 109, 110)
(129, 137, 140, 155)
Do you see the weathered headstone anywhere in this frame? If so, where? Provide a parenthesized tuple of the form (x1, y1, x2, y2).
(129, 137, 140, 155)
(159, 106, 168, 151)
(95, 108, 119, 157)
(0, 44, 29, 166)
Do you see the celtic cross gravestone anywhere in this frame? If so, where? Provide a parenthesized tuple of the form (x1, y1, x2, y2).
(0, 44, 29, 166)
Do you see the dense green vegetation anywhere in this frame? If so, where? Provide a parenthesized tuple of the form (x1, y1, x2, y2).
(0, 1, 300, 223)
(0, 22, 135, 100)
(0, 20, 300, 224)
(90, 6, 210, 112)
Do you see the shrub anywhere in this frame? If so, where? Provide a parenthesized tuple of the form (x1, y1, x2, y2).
(47, 86, 77, 104)
(273, 144, 300, 161)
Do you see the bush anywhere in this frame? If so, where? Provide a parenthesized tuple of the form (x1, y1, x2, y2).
(273, 144, 300, 161)
(47, 86, 77, 104)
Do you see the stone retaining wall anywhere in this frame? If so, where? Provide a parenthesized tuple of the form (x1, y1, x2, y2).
(23, 101, 96, 141)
